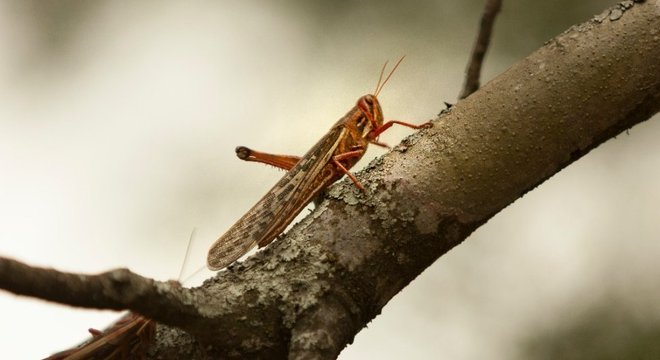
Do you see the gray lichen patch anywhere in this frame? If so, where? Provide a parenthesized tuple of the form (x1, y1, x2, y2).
(593, 0, 640, 23)
(197, 229, 336, 332)
(414, 203, 442, 235)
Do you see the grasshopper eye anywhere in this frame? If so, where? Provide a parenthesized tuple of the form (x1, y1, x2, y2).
(357, 96, 372, 111)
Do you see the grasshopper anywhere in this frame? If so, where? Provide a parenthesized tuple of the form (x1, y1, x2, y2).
(43, 311, 158, 360)
(43, 230, 198, 360)
(207, 58, 432, 270)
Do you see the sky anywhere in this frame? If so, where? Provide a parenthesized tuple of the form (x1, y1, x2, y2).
(0, 1, 659, 359)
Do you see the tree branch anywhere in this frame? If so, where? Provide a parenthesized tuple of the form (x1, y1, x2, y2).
(0, 257, 201, 330)
(459, 0, 502, 99)
(1, 2, 658, 359)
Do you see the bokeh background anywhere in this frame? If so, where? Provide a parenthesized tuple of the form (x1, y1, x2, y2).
(1, 1, 659, 359)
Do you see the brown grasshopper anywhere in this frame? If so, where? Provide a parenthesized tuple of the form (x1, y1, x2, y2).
(43, 311, 157, 360)
(207, 58, 432, 270)
(43, 229, 198, 360)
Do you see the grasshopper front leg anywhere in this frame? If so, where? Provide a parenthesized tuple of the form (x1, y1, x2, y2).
(368, 120, 433, 139)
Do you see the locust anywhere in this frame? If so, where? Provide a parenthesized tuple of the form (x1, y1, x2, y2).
(43, 230, 198, 360)
(43, 311, 158, 360)
(207, 58, 432, 270)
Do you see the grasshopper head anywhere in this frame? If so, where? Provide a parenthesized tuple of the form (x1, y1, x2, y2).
(354, 57, 406, 139)
(357, 94, 383, 138)
(356, 56, 404, 139)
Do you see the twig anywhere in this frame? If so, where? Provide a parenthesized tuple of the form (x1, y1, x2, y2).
(0, 256, 199, 329)
(459, 0, 502, 99)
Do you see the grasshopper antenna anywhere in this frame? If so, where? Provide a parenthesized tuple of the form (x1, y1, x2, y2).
(373, 60, 389, 96)
(375, 55, 405, 97)
(179, 227, 209, 285)
(178, 228, 197, 281)
(179, 227, 211, 284)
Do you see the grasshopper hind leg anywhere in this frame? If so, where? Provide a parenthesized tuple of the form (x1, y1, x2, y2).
(235, 146, 300, 171)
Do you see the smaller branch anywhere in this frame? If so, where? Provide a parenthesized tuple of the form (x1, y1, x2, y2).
(459, 0, 502, 99)
(0, 256, 200, 329)
(0, 256, 152, 309)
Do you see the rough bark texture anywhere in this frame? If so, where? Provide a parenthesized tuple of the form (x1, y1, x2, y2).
(1, 2, 659, 359)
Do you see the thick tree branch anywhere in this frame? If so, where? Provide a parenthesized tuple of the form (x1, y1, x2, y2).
(1, 2, 658, 359)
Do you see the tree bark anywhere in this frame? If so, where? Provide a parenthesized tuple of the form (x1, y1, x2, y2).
(1, 2, 658, 359)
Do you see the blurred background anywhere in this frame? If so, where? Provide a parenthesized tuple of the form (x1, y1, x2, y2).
(1, 1, 659, 359)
